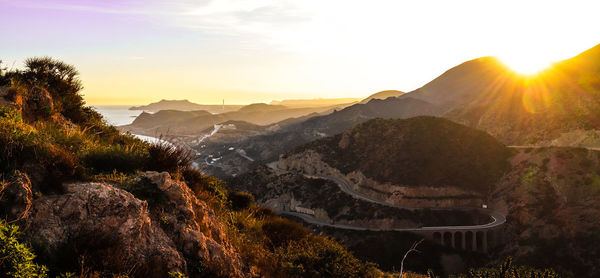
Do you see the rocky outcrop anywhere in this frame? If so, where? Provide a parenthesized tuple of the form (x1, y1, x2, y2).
(23, 180, 186, 277)
(143, 171, 247, 277)
(1, 171, 248, 278)
(279, 150, 483, 208)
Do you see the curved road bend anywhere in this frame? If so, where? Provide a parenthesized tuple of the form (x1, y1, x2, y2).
(266, 162, 506, 232)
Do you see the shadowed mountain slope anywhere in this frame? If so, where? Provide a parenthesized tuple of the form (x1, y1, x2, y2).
(288, 117, 511, 193)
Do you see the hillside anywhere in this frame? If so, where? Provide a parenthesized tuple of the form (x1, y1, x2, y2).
(270, 97, 360, 107)
(0, 57, 385, 278)
(400, 43, 600, 145)
(490, 147, 600, 277)
(286, 117, 511, 195)
(360, 90, 405, 103)
(129, 99, 243, 113)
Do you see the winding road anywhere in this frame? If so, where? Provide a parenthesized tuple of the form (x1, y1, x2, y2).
(266, 161, 506, 232)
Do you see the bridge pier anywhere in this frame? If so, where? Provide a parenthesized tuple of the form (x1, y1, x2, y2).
(472, 231, 477, 252)
(482, 232, 487, 253)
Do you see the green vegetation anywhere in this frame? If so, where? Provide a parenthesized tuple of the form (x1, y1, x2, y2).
(224, 205, 382, 277)
(0, 220, 48, 278)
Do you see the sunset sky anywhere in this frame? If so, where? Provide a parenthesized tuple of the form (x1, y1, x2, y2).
(1, 0, 599, 105)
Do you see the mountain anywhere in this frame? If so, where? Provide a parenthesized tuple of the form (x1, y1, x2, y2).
(195, 96, 441, 178)
(270, 97, 360, 107)
(284, 117, 511, 196)
(360, 90, 405, 103)
(129, 99, 243, 113)
(121, 103, 341, 136)
(398, 43, 600, 145)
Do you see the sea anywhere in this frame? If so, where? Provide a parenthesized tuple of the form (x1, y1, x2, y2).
(92, 105, 173, 145)
(92, 105, 143, 126)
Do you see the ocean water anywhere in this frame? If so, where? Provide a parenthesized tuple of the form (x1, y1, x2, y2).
(92, 105, 143, 126)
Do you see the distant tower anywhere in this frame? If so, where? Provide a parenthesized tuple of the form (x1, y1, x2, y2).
(222, 99, 224, 111)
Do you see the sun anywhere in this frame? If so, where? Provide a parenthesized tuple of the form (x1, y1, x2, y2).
(497, 54, 553, 76)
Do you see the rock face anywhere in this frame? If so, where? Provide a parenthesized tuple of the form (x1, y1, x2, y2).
(24, 181, 185, 276)
(142, 171, 247, 277)
(2, 171, 248, 277)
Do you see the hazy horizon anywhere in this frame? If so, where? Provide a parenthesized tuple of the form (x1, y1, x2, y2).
(2, 0, 600, 105)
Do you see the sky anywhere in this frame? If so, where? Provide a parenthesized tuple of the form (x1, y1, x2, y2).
(1, 0, 600, 105)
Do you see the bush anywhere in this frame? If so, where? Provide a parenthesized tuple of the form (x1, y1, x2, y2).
(262, 218, 309, 248)
(252, 207, 277, 220)
(228, 191, 255, 211)
(147, 141, 193, 175)
(0, 220, 48, 277)
(0, 107, 38, 173)
(279, 235, 379, 278)
(82, 144, 148, 173)
(183, 168, 228, 208)
(16, 57, 86, 124)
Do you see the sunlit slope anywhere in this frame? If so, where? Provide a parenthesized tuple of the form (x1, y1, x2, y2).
(360, 90, 405, 104)
(401, 43, 600, 145)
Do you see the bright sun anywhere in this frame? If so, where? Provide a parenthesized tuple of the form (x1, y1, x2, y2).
(497, 54, 553, 75)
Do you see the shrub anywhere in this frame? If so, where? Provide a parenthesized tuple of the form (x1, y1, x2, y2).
(278, 235, 379, 278)
(82, 144, 148, 173)
(0, 220, 48, 277)
(37, 143, 81, 188)
(147, 141, 193, 175)
(262, 218, 309, 248)
(0, 107, 38, 173)
(183, 168, 228, 208)
(168, 271, 187, 278)
(252, 207, 277, 220)
(228, 191, 255, 211)
(16, 57, 86, 124)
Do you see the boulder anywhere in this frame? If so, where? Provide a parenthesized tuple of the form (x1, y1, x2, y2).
(22, 181, 186, 277)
